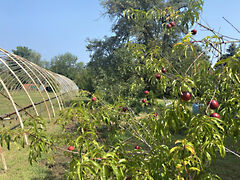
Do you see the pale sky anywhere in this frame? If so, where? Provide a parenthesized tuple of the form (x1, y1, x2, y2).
(0, 0, 239, 64)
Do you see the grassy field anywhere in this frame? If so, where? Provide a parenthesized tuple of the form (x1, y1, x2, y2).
(0, 115, 68, 180)
(211, 153, 240, 179)
(0, 90, 69, 179)
(0, 145, 52, 180)
(0, 91, 62, 115)
(0, 91, 64, 131)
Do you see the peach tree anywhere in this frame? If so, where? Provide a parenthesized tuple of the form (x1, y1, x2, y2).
(51, 3, 239, 179)
(1, 1, 240, 180)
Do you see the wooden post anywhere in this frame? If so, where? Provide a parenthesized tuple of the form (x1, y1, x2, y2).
(0, 146, 7, 171)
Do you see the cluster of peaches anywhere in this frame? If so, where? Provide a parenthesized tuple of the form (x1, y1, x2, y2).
(166, 21, 197, 35)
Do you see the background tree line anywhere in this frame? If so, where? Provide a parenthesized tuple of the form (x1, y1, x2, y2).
(11, 46, 94, 91)
(12, 0, 239, 101)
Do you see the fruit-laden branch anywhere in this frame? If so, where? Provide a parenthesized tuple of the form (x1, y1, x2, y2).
(28, 133, 144, 161)
(95, 100, 153, 150)
(204, 68, 225, 114)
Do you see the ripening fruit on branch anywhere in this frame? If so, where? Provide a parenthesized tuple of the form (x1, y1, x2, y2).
(191, 29, 197, 35)
(181, 92, 191, 101)
(68, 146, 74, 151)
(161, 67, 166, 73)
(210, 113, 220, 119)
(156, 73, 161, 79)
(208, 100, 219, 109)
(170, 21, 175, 27)
(91, 97, 97, 101)
(122, 107, 127, 112)
(154, 113, 158, 117)
(144, 90, 149, 95)
(135, 145, 140, 150)
(142, 99, 146, 103)
(167, 23, 172, 29)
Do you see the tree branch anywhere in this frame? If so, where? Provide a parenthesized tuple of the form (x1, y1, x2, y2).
(225, 147, 240, 158)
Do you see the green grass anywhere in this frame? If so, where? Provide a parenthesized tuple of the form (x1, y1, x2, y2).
(0, 145, 53, 180)
(0, 115, 68, 180)
(0, 91, 62, 130)
(156, 98, 173, 106)
(0, 90, 71, 179)
(0, 90, 67, 116)
(211, 153, 240, 180)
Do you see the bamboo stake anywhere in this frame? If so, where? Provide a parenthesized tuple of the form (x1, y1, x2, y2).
(0, 78, 29, 145)
(0, 146, 7, 171)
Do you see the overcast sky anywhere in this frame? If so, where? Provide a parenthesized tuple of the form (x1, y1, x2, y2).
(0, 0, 240, 64)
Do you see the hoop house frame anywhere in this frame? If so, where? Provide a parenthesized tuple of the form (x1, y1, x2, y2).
(0, 48, 79, 170)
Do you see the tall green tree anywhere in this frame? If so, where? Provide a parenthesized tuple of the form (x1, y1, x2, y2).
(100, 0, 203, 45)
(50, 52, 79, 80)
(223, 43, 238, 58)
(86, 0, 205, 98)
(41, 60, 51, 69)
(74, 67, 95, 92)
(12, 46, 43, 66)
(215, 43, 240, 69)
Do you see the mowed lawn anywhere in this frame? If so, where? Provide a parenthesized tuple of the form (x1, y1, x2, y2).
(0, 90, 63, 118)
(0, 118, 65, 180)
(0, 90, 65, 179)
(0, 145, 52, 180)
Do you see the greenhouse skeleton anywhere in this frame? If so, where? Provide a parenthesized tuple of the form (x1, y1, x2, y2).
(0, 48, 79, 171)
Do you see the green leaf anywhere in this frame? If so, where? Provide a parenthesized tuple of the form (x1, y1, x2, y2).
(234, 73, 240, 84)
(118, 159, 127, 163)
(170, 146, 181, 154)
(189, 167, 200, 172)
(102, 165, 108, 180)
(85, 166, 97, 176)
(88, 160, 102, 170)
(214, 58, 230, 66)
(185, 145, 196, 156)
(103, 152, 116, 159)
(111, 163, 123, 180)
(218, 144, 226, 157)
(77, 162, 81, 180)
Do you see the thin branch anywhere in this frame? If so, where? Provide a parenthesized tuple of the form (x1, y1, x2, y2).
(184, 49, 207, 75)
(222, 17, 240, 35)
(225, 147, 240, 158)
(197, 22, 240, 41)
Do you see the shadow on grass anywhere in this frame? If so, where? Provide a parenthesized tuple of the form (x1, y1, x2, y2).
(30, 165, 67, 180)
(30, 170, 60, 180)
(211, 152, 240, 180)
